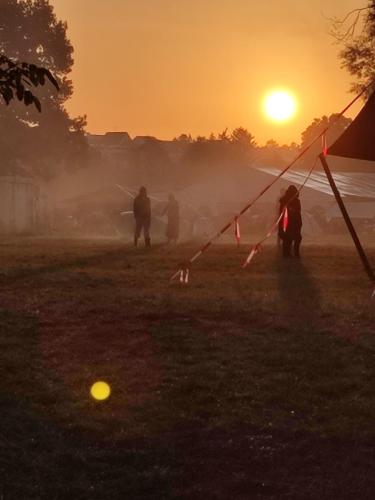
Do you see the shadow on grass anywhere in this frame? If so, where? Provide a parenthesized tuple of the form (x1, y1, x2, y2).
(152, 317, 375, 498)
(276, 255, 321, 327)
(1, 305, 375, 499)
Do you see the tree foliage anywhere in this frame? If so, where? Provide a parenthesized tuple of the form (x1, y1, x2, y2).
(231, 127, 256, 148)
(218, 128, 230, 142)
(173, 133, 193, 143)
(0, 0, 87, 179)
(265, 139, 279, 148)
(300, 114, 352, 165)
(334, 1, 375, 93)
(0, 54, 58, 111)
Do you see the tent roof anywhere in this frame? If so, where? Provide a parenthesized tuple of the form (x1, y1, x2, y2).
(257, 166, 375, 199)
(328, 91, 375, 161)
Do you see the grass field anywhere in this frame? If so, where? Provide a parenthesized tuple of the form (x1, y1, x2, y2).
(0, 238, 374, 499)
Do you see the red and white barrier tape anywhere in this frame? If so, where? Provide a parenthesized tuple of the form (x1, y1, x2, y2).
(171, 262, 190, 283)
(242, 211, 285, 268)
(322, 132, 328, 157)
(282, 207, 289, 233)
(242, 244, 261, 268)
(179, 268, 189, 284)
(235, 217, 241, 246)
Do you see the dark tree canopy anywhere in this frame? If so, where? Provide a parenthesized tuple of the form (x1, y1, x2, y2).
(0, 0, 87, 179)
(335, 1, 375, 94)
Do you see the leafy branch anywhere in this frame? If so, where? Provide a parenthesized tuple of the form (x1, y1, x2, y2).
(0, 54, 59, 112)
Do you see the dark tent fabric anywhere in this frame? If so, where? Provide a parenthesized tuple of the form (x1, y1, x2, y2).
(328, 91, 375, 161)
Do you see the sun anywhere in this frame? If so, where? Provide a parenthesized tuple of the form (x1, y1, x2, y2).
(263, 90, 297, 123)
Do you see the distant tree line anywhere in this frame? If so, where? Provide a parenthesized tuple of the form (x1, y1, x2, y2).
(173, 127, 256, 148)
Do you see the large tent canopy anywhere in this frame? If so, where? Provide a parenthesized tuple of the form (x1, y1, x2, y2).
(328, 91, 375, 162)
(257, 167, 375, 199)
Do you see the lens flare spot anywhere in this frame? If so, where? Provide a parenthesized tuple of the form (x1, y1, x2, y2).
(90, 381, 111, 401)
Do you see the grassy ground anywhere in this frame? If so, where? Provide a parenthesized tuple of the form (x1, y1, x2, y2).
(0, 238, 374, 499)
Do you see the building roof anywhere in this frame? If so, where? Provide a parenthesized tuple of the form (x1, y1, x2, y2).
(87, 132, 132, 148)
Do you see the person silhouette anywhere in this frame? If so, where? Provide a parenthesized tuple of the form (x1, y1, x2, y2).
(278, 185, 302, 258)
(163, 194, 179, 244)
(133, 186, 151, 247)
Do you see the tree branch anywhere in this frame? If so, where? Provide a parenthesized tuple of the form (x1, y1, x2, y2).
(0, 55, 59, 111)
(324, 7, 370, 42)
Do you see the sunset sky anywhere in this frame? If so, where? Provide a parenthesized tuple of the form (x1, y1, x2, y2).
(51, 0, 365, 145)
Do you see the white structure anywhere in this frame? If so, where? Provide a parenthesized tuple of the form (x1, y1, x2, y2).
(0, 176, 50, 234)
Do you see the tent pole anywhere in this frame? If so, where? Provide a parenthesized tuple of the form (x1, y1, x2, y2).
(319, 153, 375, 283)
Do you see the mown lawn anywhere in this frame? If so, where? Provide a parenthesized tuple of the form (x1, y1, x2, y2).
(0, 238, 374, 499)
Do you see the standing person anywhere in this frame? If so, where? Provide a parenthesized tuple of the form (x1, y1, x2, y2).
(278, 185, 302, 258)
(133, 186, 151, 247)
(163, 194, 179, 244)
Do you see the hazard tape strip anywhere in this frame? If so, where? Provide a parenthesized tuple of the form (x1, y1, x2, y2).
(235, 217, 241, 246)
(282, 207, 289, 233)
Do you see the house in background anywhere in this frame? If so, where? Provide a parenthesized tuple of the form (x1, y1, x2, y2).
(87, 132, 132, 162)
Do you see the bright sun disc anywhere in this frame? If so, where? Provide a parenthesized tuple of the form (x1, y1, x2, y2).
(264, 90, 297, 122)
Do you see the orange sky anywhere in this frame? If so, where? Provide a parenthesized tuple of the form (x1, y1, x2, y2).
(51, 0, 365, 145)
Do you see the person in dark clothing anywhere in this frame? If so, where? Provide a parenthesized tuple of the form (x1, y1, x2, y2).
(278, 185, 302, 258)
(133, 186, 151, 247)
(163, 194, 179, 244)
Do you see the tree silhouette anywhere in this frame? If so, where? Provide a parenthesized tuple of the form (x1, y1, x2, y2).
(231, 127, 256, 149)
(332, 2, 375, 94)
(300, 114, 352, 165)
(218, 128, 230, 142)
(173, 134, 193, 143)
(0, 54, 58, 111)
(265, 139, 279, 148)
(0, 0, 87, 178)
(195, 135, 208, 142)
